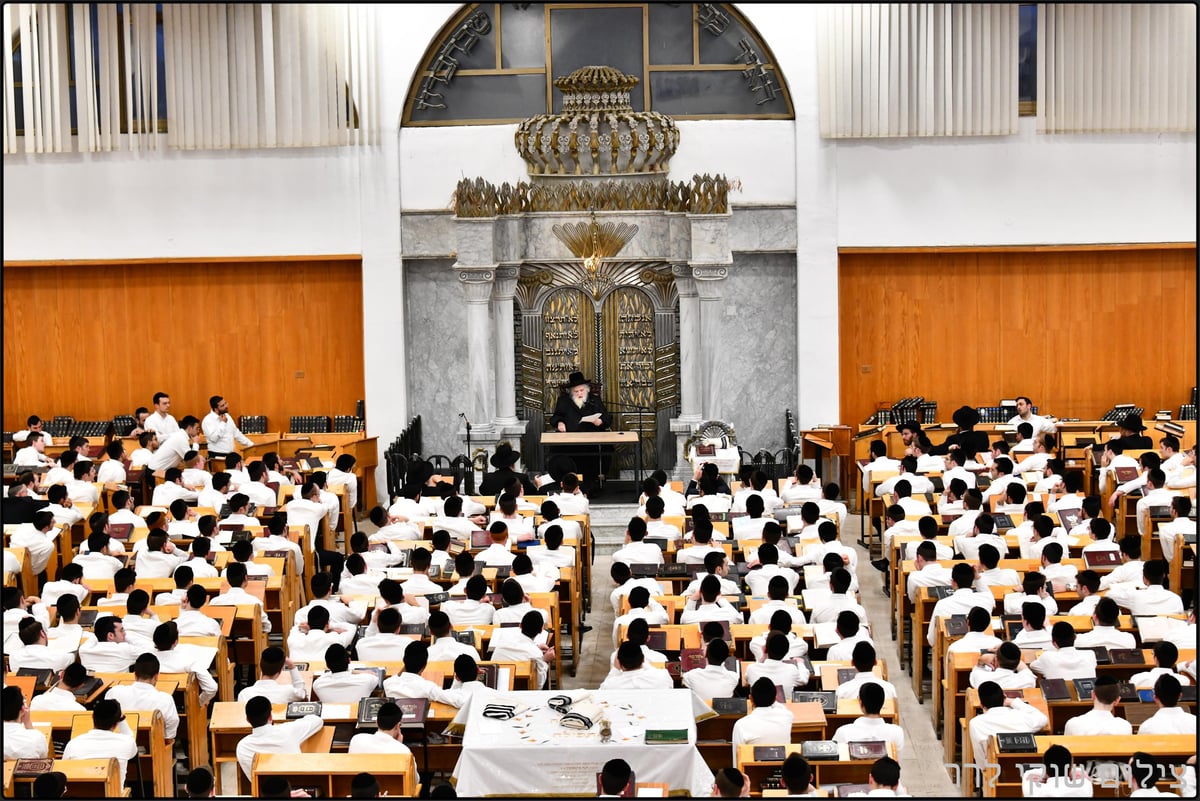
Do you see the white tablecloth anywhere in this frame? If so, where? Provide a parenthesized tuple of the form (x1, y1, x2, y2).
(688, 446, 741, 476)
(451, 689, 714, 797)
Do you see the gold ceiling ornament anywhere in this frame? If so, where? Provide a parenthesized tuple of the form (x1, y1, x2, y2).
(552, 212, 639, 299)
(453, 174, 729, 217)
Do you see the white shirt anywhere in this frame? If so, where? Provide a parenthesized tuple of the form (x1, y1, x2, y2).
(442, 599, 496, 626)
(348, 730, 412, 755)
(907, 564, 953, 603)
(946, 630, 1005, 656)
(144, 411, 179, 441)
(151, 481, 199, 507)
(1075, 625, 1136, 650)
(201, 411, 253, 454)
(609, 577, 665, 615)
(835, 672, 897, 701)
(1128, 667, 1192, 688)
(1021, 769, 1095, 797)
(147, 429, 191, 472)
(286, 625, 355, 663)
(175, 608, 223, 637)
(832, 715, 905, 751)
(13, 445, 50, 466)
(3, 721, 49, 759)
(1062, 707, 1133, 736)
(975, 567, 1020, 593)
(427, 636, 480, 664)
(827, 631, 874, 662)
(78, 639, 142, 673)
(312, 670, 380, 703)
(676, 543, 723, 565)
(904, 539, 954, 562)
(7, 524, 57, 574)
(746, 564, 800, 596)
(64, 478, 100, 505)
(240, 480, 279, 510)
(210, 587, 271, 633)
(1003, 592, 1057, 616)
(105, 680, 180, 739)
(8, 643, 75, 673)
(382, 671, 459, 706)
(927, 589, 995, 646)
(745, 657, 810, 694)
(29, 686, 86, 712)
(599, 665, 675, 690)
(749, 600, 807, 626)
(95, 459, 127, 485)
(1012, 627, 1055, 650)
(354, 632, 416, 662)
(810, 594, 869, 627)
(1137, 706, 1198, 735)
(1030, 646, 1098, 680)
(1108, 584, 1185, 616)
(237, 670, 308, 705)
(967, 699, 1049, 767)
(61, 730, 138, 786)
(135, 548, 188, 579)
(731, 704, 795, 760)
(611, 540, 665, 566)
(235, 716, 325, 778)
(683, 663, 740, 700)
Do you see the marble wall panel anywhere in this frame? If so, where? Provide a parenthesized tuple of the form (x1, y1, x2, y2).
(712, 252, 798, 455)
(404, 258, 474, 458)
(730, 207, 798, 253)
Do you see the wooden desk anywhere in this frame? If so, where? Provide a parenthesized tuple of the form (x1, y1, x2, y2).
(251, 752, 418, 797)
(541, 430, 643, 485)
(736, 741, 899, 793)
(4, 758, 124, 798)
(983, 734, 1196, 798)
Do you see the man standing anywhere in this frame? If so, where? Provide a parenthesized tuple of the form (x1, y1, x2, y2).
(549, 371, 613, 490)
(201, 395, 253, 459)
(1007, 396, 1057, 436)
(143, 392, 179, 442)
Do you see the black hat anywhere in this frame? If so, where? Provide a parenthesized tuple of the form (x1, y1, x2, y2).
(405, 459, 435, 485)
(896, 420, 922, 434)
(566, 371, 591, 389)
(490, 443, 521, 468)
(546, 454, 578, 482)
(952, 405, 981, 429)
(1117, 413, 1146, 432)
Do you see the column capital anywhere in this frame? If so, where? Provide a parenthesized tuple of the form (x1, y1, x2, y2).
(492, 265, 520, 299)
(671, 263, 697, 297)
(456, 267, 496, 303)
(692, 263, 730, 300)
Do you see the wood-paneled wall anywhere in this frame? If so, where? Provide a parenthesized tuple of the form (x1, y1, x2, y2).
(838, 245, 1197, 426)
(3, 258, 365, 433)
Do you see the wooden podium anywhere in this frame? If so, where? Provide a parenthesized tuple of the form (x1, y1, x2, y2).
(799, 426, 852, 499)
(540, 431, 642, 485)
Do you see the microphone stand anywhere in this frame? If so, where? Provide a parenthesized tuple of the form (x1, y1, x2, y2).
(601, 399, 651, 486)
(461, 413, 474, 493)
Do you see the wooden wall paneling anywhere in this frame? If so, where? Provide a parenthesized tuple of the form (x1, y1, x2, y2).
(2, 260, 366, 435)
(838, 246, 1197, 427)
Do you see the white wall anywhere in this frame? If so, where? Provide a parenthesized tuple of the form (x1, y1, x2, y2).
(3, 3, 1195, 449)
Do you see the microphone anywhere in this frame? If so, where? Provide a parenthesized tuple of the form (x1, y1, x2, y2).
(459, 412, 471, 427)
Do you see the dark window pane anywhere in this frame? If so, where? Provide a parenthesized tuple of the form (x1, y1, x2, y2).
(649, 68, 780, 115)
(1018, 4, 1037, 103)
(409, 73, 546, 123)
(157, 18, 167, 118)
(698, 16, 755, 65)
(648, 3, 693, 65)
(500, 3, 545, 69)
(434, 8, 498, 72)
(549, 6, 644, 112)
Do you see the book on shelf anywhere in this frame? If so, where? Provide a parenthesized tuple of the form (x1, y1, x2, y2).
(1108, 648, 1145, 665)
(12, 759, 54, 778)
(991, 513, 1015, 531)
(711, 696, 748, 715)
(944, 615, 969, 637)
(994, 732, 1037, 753)
(286, 701, 322, 719)
(452, 630, 476, 646)
(1113, 466, 1140, 483)
(106, 523, 133, 541)
(800, 740, 839, 761)
(1079, 646, 1111, 665)
(355, 696, 395, 727)
(645, 629, 668, 651)
(1116, 681, 1140, 703)
(679, 648, 707, 673)
(15, 667, 53, 691)
(836, 667, 858, 686)
(644, 729, 688, 744)
(847, 740, 888, 760)
(1002, 689, 1025, 699)
(792, 691, 837, 712)
(928, 585, 953, 600)
(476, 664, 500, 689)
(394, 697, 430, 724)
(1040, 678, 1070, 701)
(1071, 678, 1097, 700)
(753, 745, 788, 762)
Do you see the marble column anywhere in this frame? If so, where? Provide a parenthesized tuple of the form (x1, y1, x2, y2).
(672, 264, 702, 422)
(491, 267, 520, 426)
(693, 266, 729, 421)
(458, 269, 497, 433)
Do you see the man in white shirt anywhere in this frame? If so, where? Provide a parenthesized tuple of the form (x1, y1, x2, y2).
(1012, 602, 1054, 650)
(907, 541, 952, 604)
(209, 562, 272, 633)
(43, 484, 84, 528)
(235, 694, 325, 779)
(240, 461, 280, 510)
(312, 643, 380, 703)
(12, 430, 51, 467)
(611, 586, 670, 646)
(836, 642, 898, 701)
(876, 458, 934, 499)
(200, 395, 254, 458)
(143, 392, 179, 441)
(809, 569, 868, 626)
(286, 604, 355, 663)
(1129, 641, 1193, 689)
(1003, 571, 1058, 617)
(526, 525, 576, 572)
(135, 530, 188, 579)
(832, 682, 905, 751)
(682, 637, 739, 701)
(355, 607, 416, 663)
(749, 575, 807, 625)
(476, 523, 517, 568)
(1030, 621, 1098, 680)
(151, 467, 200, 507)
(105, 652, 181, 740)
(611, 517, 665, 566)
(744, 632, 810, 694)
(1066, 570, 1103, 617)
(981, 457, 1022, 501)
(745, 543, 800, 596)
(681, 551, 741, 598)
(11, 415, 53, 447)
(3, 686, 50, 759)
(731, 678, 796, 762)
(368, 503, 423, 544)
(78, 614, 141, 672)
(967, 680, 1049, 773)
(1063, 674, 1132, 735)
(600, 640, 674, 691)
(348, 701, 413, 755)
(926, 563, 995, 647)
(1158, 496, 1197, 562)
(61, 699, 139, 784)
(676, 520, 724, 565)
(237, 647, 308, 704)
(63, 460, 100, 505)
(442, 575, 497, 627)
(1038, 541, 1078, 586)
(179, 450, 212, 492)
(1075, 597, 1136, 650)
(679, 575, 742, 626)
(326, 454, 359, 517)
(828, 610, 874, 662)
(974, 544, 1019, 594)
(426, 611, 481, 663)
(608, 561, 665, 616)
(1137, 673, 1198, 734)
(1106, 559, 1185, 616)
(171, 584, 222, 637)
(1008, 396, 1056, 437)
(147, 415, 201, 472)
(955, 512, 1009, 562)
(8, 620, 75, 673)
(947, 606, 1004, 656)
(7, 510, 59, 576)
(176, 536, 218, 580)
(30, 662, 91, 712)
(942, 449, 978, 492)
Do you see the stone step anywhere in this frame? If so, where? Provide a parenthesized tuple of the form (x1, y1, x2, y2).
(587, 502, 639, 545)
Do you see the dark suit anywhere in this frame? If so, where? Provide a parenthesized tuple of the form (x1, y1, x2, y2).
(1112, 434, 1153, 450)
(549, 393, 613, 488)
(479, 466, 537, 496)
(1, 496, 50, 525)
(931, 429, 990, 456)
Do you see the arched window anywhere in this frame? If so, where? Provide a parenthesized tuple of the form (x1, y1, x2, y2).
(403, 3, 793, 126)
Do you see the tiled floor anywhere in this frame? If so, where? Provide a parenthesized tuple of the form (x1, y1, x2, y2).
(562, 512, 961, 797)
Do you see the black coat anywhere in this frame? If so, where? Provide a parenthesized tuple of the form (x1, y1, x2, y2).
(931, 429, 991, 456)
(479, 466, 537, 496)
(549, 393, 612, 432)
